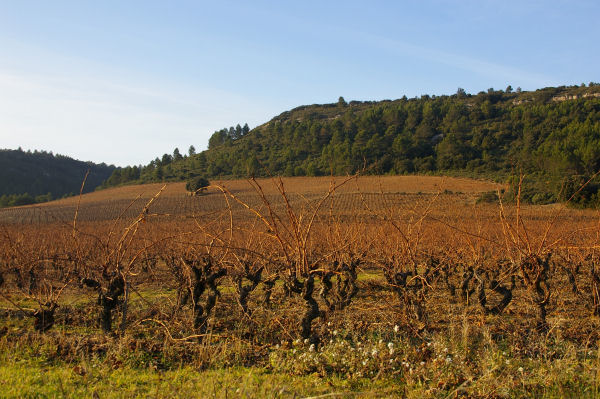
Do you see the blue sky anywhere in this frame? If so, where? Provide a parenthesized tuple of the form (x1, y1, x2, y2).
(0, 0, 598, 166)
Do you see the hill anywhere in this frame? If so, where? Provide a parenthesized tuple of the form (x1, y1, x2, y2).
(104, 84, 600, 205)
(0, 148, 115, 207)
(0, 175, 504, 224)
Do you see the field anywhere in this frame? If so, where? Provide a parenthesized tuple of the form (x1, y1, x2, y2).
(0, 176, 503, 224)
(1, 175, 600, 398)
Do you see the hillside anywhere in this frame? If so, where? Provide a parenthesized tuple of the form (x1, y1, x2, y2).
(0, 175, 504, 224)
(0, 148, 115, 206)
(104, 84, 600, 205)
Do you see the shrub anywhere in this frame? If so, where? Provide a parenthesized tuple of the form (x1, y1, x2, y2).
(476, 191, 499, 204)
(186, 176, 210, 195)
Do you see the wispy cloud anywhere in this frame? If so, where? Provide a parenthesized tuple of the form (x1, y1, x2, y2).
(0, 69, 270, 166)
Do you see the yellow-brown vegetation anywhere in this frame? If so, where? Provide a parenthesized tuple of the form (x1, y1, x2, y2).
(1, 175, 599, 397)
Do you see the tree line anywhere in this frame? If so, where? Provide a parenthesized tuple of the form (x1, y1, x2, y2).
(0, 149, 115, 208)
(102, 84, 600, 206)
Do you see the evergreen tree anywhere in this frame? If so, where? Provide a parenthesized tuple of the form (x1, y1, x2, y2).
(161, 153, 173, 165)
(173, 148, 183, 161)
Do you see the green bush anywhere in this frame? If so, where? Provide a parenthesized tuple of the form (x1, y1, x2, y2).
(185, 176, 210, 194)
(476, 191, 499, 204)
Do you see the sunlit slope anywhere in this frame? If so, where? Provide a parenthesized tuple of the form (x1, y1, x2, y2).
(0, 176, 503, 224)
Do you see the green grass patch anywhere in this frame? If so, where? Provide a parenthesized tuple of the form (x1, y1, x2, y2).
(0, 358, 401, 398)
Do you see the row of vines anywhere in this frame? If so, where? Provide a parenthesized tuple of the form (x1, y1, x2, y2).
(1, 179, 600, 365)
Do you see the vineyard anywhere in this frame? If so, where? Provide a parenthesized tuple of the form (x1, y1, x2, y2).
(1, 175, 600, 397)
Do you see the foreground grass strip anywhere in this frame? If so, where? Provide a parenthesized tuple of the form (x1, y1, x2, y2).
(0, 359, 401, 398)
(1, 350, 600, 398)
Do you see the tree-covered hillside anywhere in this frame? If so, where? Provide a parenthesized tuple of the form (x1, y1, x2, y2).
(0, 149, 115, 206)
(104, 84, 600, 205)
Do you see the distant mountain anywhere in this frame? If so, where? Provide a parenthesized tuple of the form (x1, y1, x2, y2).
(105, 83, 600, 205)
(0, 148, 115, 205)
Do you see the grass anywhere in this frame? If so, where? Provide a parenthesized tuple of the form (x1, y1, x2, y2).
(1, 324, 599, 398)
(0, 338, 403, 399)
(0, 360, 396, 398)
